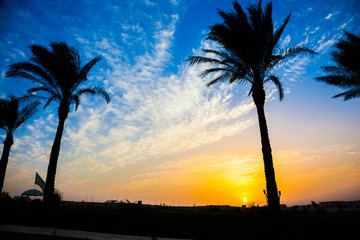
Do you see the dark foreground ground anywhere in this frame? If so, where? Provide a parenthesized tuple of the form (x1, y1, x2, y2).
(0, 232, 80, 240)
(1, 202, 359, 239)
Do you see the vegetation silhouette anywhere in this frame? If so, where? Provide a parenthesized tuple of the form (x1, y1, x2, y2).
(316, 31, 360, 100)
(1, 200, 359, 239)
(6, 42, 110, 205)
(0, 95, 40, 193)
(186, 0, 316, 213)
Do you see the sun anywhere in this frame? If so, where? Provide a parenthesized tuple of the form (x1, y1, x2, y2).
(243, 198, 247, 203)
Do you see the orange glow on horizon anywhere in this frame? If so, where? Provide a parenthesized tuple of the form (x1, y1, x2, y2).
(88, 144, 360, 206)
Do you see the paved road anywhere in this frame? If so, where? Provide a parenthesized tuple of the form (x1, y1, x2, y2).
(0, 225, 190, 240)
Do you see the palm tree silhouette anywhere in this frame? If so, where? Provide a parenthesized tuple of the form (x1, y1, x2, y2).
(186, 0, 316, 213)
(0, 95, 40, 193)
(6, 42, 110, 205)
(316, 31, 360, 100)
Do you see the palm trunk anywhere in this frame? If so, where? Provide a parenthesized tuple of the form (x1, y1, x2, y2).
(0, 132, 14, 193)
(253, 87, 280, 214)
(43, 103, 69, 205)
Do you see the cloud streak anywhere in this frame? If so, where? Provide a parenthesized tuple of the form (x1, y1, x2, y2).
(63, 18, 257, 170)
(2, 7, 258, 198)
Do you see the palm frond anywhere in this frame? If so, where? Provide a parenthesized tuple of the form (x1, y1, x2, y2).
(6, 62, 52, 82)
(273, 13, 291, 45)
(0, 95, 39, 133)
(321, 66, 348, 75)
(206, 23, 232, 45)
(29, 44, 56, 73)
(343, 31, 359, 43)
(315, 75, 356, 88)
(282, 45, 317, 58)
(331, 31, 360, 72)
(74, 87, 111, 105)
(27, 86, 57, 95)
(316, 31, 360, 101)
(233, 1, 249, 27)
(267, 45, 317, 72)
(6, 66, 61, 97)
(50, 42, 80, 72)
(201, 49, 240, 67)
(0, 96, 17, 132)
(247, 0, 263, 32)
(217, 9, 237, 29)
(79, 56, 102, 81)
(72, 95, 81, 111)
(265, 75, 284, 101)
(202, 49, 228, 58)
(6, 69, 41, 82)
(206, 71, 233, 87)
(14, 100, 40, 130)
(186, 55, 223, 66)
(200, 67, 230, 78)
(332, 88, 360, 100)
(22, 93, 49, 102)
(42, 96, 57, 109)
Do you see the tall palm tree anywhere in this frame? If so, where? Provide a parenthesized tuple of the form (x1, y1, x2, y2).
(186, 0, 316, 213)
(0, 95, 39, 193)
(316, 31, 360, 100)
(6, 42, 110, 205)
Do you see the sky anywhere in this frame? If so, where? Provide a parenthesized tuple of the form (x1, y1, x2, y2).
(0, 0, 359, 206)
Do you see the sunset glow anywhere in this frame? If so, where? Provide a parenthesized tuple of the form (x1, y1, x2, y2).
(0, 0, 359, 207)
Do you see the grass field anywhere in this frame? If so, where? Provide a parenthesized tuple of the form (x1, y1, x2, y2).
(1, 201, 359, 239)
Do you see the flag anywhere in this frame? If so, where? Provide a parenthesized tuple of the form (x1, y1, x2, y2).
(35, 172, 46, 192)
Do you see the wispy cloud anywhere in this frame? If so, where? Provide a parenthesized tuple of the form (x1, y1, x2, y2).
(309, 26, 319, 34)
(275, 55, 312, 83)
(337, 17, 354, 30)
(325, 13, 332, 20)
(3, 10, 258, 197)
(121, 23, 143, 33)
(325, 11, 340, 20)
(280, 35, 291, 49)
(64, 32, 257, 169)
(169, 0, 179, 5)
(143, 0, 156, 6)
(315, 32, 341, 53)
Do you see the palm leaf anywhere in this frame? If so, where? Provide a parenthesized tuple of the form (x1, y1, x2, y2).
(0, 95, 39, 133)
(267, 45, 317, 72)
(14, 100, 40, 130)
(265, 75, 284, 101)
(78, 56, 102, 81)
(316, 74, 358, 88)
(186, 55, 224, 66)
(333, 88, 360, 100)
(74, 87, 111, 105)
(206, 71, 233, 87)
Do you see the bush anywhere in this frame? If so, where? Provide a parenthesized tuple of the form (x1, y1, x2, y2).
(52, 189, 63, 206)
(0, 191, 13, 202)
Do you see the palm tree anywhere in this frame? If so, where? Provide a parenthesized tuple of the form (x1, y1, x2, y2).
(0, 95, 39, 193)
(316, 31, 360, 100)
(6, 42, 110, 205)
(186, 0, 316, 213)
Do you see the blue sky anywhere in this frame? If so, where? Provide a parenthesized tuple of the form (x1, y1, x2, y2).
(0, 0, 359, 205)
